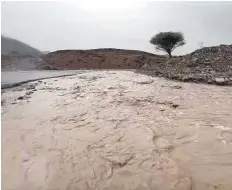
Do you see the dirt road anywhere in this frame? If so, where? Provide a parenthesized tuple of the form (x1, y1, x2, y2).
(2, 71, 232, 190)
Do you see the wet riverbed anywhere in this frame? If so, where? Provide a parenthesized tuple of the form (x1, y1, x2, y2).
(2, 71, 232, 190)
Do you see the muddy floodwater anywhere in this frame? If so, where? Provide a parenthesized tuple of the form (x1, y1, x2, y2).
(2, 71, 232, 190)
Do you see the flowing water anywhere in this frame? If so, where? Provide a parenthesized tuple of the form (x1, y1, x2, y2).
(2, 71, 232, 190)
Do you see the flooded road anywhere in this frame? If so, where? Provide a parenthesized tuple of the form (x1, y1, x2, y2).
(1, 70, 88, 89)
(2, 71, 232, 190)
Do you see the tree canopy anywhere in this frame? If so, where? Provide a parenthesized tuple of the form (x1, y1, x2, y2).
(150, 32, 185, 58)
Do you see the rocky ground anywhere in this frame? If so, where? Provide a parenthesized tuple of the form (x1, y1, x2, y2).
(42, 45, 232, 85)
(139, 44, 232, 85)
(2, 71, 232, 190)
(3, 42, 231, 85)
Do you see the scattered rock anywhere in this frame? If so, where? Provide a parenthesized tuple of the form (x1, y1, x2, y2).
(141, 64, 148, 69)
(182, 76, 192, 82)
(207, 79, 213, 84)
(79, 76, 87, 79)
(17, 96, 25, 100)
(156, 101, 180, 109)
(171, 103, 180, 108)
(107, 86, 115, 90)
(138, 44, 232, 86)
(25, 91, 34, 96)
(171, 85, 182, 89)
(215, 78, 227, 85)
(136, 79, 154, 84)
(24, 84, 36, 90)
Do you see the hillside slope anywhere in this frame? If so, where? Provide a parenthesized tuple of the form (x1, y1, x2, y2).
(42, 48, 166, 69)
(1, 36, 42, 57)
(139, 44, 232, 85)
(42, 45, 232, 85)
(1, 36, 55, 70)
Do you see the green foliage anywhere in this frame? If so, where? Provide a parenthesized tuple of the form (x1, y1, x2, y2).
(150, 32, 185, 58)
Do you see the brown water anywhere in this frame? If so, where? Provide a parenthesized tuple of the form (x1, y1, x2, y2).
(2, 71, 232, 190)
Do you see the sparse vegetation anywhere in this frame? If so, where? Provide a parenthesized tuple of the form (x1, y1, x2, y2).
(150, 32, 185, 58)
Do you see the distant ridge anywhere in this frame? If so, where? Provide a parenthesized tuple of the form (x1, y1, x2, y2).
(1, 35, 43, 57)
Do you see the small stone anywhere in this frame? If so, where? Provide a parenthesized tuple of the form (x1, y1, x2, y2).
(171, 104, 179, 108)
(25, 91, 34, 95)
(25, 84, 36, 90)
(141, 64, 148, 69)
(215, 78, 226, 84)
(18, 96, 24, 100)
(182, 76, 191, 81)
(207, 79, 213, 84)
(209, 70, 216, 74)
(172, 85, 182, 89)
(137, 80, 154, 84)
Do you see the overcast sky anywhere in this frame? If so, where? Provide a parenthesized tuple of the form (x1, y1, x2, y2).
(1, 1, 232, 55)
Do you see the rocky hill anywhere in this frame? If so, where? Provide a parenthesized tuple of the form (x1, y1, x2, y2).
(42, 48, 166, 69)
(1, 36, 43, 57)
(1, 36, 56, 71)
(140, 44, 232, 85)
(42, 45, 232, 85)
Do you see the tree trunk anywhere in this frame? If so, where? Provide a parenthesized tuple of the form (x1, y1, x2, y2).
(167, 51, 172, 58)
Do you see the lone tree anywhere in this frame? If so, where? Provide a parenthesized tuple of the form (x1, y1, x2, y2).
(150, 32, 185, 58)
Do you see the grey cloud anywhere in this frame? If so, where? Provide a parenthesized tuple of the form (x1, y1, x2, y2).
(2, 1, 232, 55)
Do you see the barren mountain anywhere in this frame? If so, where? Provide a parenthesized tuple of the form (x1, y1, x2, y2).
(1, 36, 55, 71)
(1, 36, 42, 57)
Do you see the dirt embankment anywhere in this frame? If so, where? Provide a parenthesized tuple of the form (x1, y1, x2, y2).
(42, 45, 232, 85)
(140, 44, 232, 85)
(42, 48, 166, 69)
